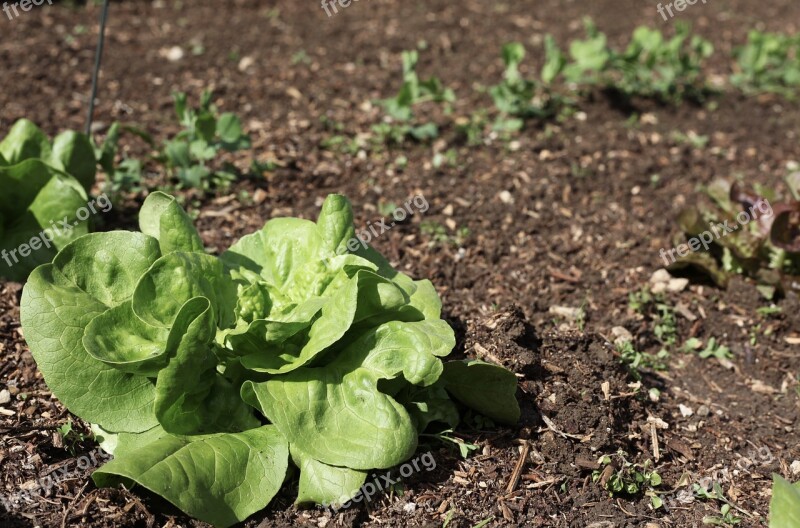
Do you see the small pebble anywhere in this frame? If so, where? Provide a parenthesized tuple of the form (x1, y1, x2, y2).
(498, 190, 514, 204)
(0, 389, 10, 405)
(696, 405, 710, 417)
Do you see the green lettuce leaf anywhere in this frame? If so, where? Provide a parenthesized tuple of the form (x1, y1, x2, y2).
(0, 160, 90, 281)
(770, 475, 800, 528)
(441, 360, 521, 425)
(21, 232, 162, 432)
(0, 119, 51, 164)
(291, 446, 368, 506)
(242, 319, 455, 469)
(138, 191, 205, 254)
(93, 426, 289, 528)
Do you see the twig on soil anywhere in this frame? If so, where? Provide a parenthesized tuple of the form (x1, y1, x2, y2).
(61, 479, 89, 528)
(547, 267, 581, 284)
(472, 343, 504, 366)
(0, 424, 63, 435)
(650, 422, 660, 461)
(538, 413, 592, 442)
(505, 440, 530, 494)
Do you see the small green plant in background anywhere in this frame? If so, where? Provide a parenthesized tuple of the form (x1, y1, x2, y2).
(489, 41, 569, 132)
(613, 23, 714, 102)
(421, 220, 470, 248)
(616, 341, 669, 380)
(162, 90, 251, 189)
(653, 301, 678, 347)
(95, 122, 151, 196)
(628, 286, 654, 314)
(560, 18, 613, 87)
(703, 504, 742, 526)
(628, 287, 678, 350)
(424, 429, 480, 459)
(551, 19, 714, 103)
(697, 337, 733, 360)
(375, 50, 455, 144)
(732, 30, 800, 97)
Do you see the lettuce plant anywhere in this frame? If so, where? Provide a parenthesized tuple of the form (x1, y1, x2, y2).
(551, 19, 713, 103)
(162, 90, 252, 189)
(374, 50, 455, 143)
(489, 41, 570, 132)
(0, 119, 97, 281)
(669, 177, 800, 298)
(20, 192, 519, 527)
(732, 30, 800, 97)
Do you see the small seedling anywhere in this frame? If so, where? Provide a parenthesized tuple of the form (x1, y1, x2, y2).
(703, 504, 742, 526)
(161, 90, 251, 189)
(57, 419, 87, 456)
(421, 220, 470, 248)
(592, 452, 663, 507)
(653, 302, 678, 347)
(489, 42, 569, 132)
(732, 30, 800, 96)
(695, 482, 746, 525)
(375, 51, 455, 144)
(698, 337, 733, 360)
(423, 429, 480, 459)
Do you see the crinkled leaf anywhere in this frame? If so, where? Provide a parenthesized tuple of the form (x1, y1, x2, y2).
(243, 366, 417, 470)
(236, 269, 413, 374)
(441, 360, 520, 426)
(242, 319, 454, 469)
(93, 426, 289, 528)
(153, 297, 258, 435)
(238, 276, 356, 373)
(138, 191, 204, 254)
(82, 300, 169, 376)
(221, 218, 323, 292)
(20, 232, 162, 432)
(333, 319, 455, 385)
(317, 194, 357, 256)
(132, 251, 238, 329)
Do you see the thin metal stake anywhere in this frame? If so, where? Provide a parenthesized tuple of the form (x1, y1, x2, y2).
(85, 0, 111, 135)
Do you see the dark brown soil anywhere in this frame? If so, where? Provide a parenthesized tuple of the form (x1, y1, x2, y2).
(1, 0, 799, 527)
